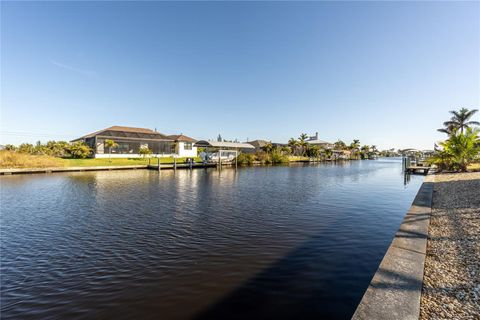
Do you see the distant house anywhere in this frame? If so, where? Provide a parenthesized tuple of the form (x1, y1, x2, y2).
(72, 126, 197, 158)
(306, 132, 334, 149)
(246, 140, 269, 153)
(246, 140, 287, 153)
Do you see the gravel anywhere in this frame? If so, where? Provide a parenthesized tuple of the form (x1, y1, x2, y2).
(420, 172, 480, 319)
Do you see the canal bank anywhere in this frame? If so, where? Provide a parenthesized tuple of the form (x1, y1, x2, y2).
(0, 163, 218, 175)
(0, 159, 356, 175)
(353, 172, 480, 319)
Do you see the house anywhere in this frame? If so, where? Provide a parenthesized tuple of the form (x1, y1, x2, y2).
(306, 132, 334, 149)
(167, 134, 198, 158)
(245, 140, 269, 153)
(245, 140, 287, 153)
(72, 126, 197, 158)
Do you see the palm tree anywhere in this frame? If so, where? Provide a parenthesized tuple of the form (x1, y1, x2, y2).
(349, 139, 360, 159)
(432, 127, 480, 171)
(360, 145, 370, 159)
(334, 140, 347, 150)
(288, 138, 298, 155)
(104, 139, 118, 162)
(299, 133, 309, 156)
(262, 142, 274, 154)
(441, 108, 479, 134)
(280, 146, 291, 155)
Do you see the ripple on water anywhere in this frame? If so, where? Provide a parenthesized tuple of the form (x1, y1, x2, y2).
(0, 160, 423, 319)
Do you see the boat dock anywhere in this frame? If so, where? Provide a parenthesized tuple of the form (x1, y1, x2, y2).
(0, 163, 217, 175)
(405, 166, 431, 175)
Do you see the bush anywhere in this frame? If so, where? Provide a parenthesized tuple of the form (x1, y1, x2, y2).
(18, 143, 35, 154)
(237, 153, 256, 165)
(139, 146, 153, 158)
(67, 142, 92, 159)
(271, 150, 289, 164)
(428, 127, 480, 172)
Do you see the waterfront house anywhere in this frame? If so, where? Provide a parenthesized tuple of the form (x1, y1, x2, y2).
(245, 140, 269, 153)
(72, 126, 197, 158)
(245, 140, 287, 153)
(306, 132, 334, 149)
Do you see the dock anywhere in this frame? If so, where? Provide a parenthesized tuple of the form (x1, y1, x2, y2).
(0, 163, 217, 175)
(405, 166, 431, 175)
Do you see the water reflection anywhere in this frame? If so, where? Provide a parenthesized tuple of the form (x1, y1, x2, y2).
(1, 160, 423, 319)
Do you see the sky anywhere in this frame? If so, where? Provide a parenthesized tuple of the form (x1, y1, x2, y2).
(1, 1, 479, 150)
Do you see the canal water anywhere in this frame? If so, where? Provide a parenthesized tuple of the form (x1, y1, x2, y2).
(0, 159, 423, 319)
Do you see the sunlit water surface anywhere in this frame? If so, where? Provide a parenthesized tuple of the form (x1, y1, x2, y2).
(1, 159, 423, 319)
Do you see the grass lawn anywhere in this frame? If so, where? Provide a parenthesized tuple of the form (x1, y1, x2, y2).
(288, 156, 310, 162)
(0, 151, 202, 169)
(468, 162, 480, 171)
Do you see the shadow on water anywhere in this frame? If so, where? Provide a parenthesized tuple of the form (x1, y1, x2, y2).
(194, 224, 385, 320)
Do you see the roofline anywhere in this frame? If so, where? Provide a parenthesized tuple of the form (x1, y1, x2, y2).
(71, 135, 173, 143)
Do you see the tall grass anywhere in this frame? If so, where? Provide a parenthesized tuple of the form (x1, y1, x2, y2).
(0, 151, 65, 169)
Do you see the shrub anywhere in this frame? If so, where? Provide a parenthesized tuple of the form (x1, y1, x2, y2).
(271, 150, 289, 164)
(4, 144, 16, 151)
(237, 153, 256, 165)
(139, 146, 153, 158)
(18, 143, 35, 154)
(67, 142, 92, 159)
(428, 127, 480, 172)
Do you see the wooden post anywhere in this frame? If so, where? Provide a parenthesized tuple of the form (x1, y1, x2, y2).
(219, 150, 222, 170)
(158, 157, 161, 171)
(174, 157, 177, 171)
(190, 158, 193, 170)
(235, 150, 238, 170)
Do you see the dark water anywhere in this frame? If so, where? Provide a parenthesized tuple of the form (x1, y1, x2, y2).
(0, 159, 423, 319)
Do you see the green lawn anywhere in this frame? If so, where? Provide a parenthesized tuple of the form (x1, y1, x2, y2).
(288, 156, 310, 162)
(468, 162, 480, 171)
(62, 157, 201, 167)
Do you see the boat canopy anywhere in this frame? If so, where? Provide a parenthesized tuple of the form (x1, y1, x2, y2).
(194, 140, 255, 149)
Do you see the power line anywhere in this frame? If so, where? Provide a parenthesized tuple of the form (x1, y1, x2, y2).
(0, 131, 77, 137)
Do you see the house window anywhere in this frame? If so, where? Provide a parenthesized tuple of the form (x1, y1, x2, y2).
(184, 142, 192, 150)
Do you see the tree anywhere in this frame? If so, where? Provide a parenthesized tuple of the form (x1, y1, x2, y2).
(360, 145, 370, 159)
(324, 149, 333, 160)
(299, 133, 309, 156)
(307, 145, 320, 158)
(288, 138, 298, 155)
(104, 139, 118, 162)
(45, 141, 69, 157)
(4, 144, 16, 151)
(280, 145, 291, 155)
(441, 107, 479, 134)
(349, 139, 360, 159)
(18, 143, 34, 154)
(139, 146, 153, 158)
(262, 142, 274, 154)
(68, 142, 92, 159)
(334, 140, 347, 150)
(430, 127, 480, 172)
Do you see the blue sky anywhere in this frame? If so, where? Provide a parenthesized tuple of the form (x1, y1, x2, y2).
(1, 1, 479, 149)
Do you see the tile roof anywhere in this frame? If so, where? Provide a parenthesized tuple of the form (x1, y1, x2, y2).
(167, 134, 197, 143)
(72, 126, 168, 141)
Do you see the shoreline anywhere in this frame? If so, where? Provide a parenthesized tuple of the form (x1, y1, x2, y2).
(0, 159, 359, 175)
(353, 172, 480, 319)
